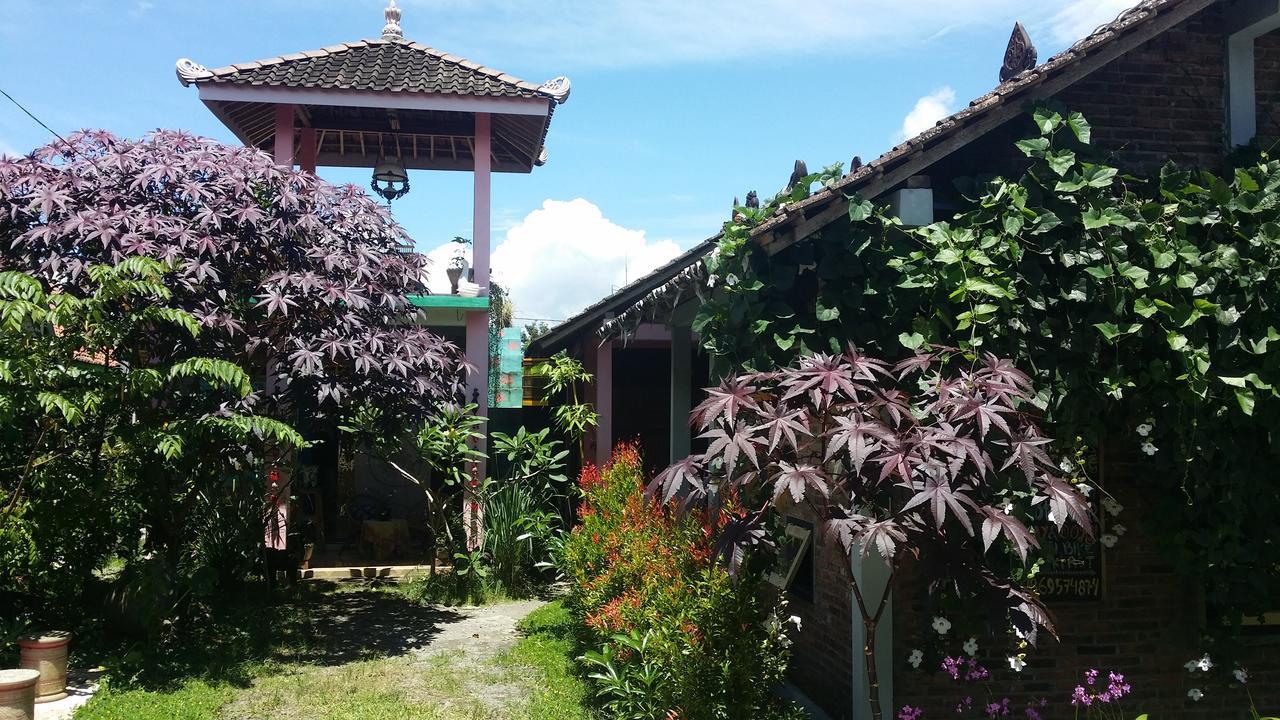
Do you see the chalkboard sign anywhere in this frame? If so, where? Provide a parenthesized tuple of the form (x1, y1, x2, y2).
(1029, 495, 1103, 600)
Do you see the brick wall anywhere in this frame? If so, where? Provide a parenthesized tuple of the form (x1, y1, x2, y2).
(1254, 29, 1280, 147)
(785, 503, 856, 717)
(1054, 3, 1226, 174)
(890, 447, 1279, 719)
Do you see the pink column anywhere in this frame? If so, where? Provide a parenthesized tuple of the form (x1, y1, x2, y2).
(464, 309, 488, 549)
(595, 340, 613, 467)
(273, 104, 295, 167)
(298, 127, 316, 174)
(472, 113, 491, 291)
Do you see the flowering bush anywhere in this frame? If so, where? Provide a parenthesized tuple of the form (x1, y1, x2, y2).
(561, 445, 802, 719)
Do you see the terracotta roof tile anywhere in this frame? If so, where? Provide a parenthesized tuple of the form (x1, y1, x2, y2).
(186, 38, 557, 102)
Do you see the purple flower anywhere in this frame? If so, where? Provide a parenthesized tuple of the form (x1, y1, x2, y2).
(1071, 685, 1093, 707)
(942, 656, 963, 680)
(984, 698, 1011, 718)
(1023, 698, 1047, 720)
(898, 706, 924, 720)
(1085, 668, 1098, 686)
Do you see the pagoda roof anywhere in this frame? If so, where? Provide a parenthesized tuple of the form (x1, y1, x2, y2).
(175, 4, 570, 175)
(177, 38, 569, 105)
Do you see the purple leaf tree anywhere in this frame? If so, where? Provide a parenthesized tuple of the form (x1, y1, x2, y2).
(0, 130, 467, 425)
(648, 346, 1093, 720)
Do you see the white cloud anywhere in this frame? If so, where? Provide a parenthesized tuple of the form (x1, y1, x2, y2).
(481, 199, 681, 322)
(398, 0, 1085, 69)
(1041, 0, 1143, 47)
(899, 87, 956, 141)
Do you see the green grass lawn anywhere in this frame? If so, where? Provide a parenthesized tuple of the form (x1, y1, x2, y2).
(74, 586, 592, 720)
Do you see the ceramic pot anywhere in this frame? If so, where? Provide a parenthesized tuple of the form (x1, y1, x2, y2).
(18, 630, 71, 703)
(0, 668, 40, 720)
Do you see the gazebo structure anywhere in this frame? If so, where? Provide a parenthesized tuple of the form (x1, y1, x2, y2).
(174, 1, 569, 564)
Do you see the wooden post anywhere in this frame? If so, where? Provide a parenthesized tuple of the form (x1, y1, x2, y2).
(669, 324, 692, 462)
(273, 104, 295, 167)
(298, 127, 317, 174)
(595, 340, 613, 467)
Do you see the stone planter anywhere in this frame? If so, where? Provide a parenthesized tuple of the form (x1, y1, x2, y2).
(18, 631, 71, 703)
(0, 668, 40, 720)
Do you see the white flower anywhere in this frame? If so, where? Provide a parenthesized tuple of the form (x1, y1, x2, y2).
(789, 615, 802, 632)
(1233, 668, 1249, 684)
(1047, 510, 1057, 524)
(1187, 688, 1203, 702)
(1059, 457, 1075, 473)
(1102, 498, 1124, 517)
(1184, 660, 1199, 672)
(1112, 524, 1127, 537)
(932, 616, 952, 635)
(1101, 533, 1118, 548)
(1008, 655, 1026, 672)
(963, 637, 978, 656)
(1141, 441, 1158, 456)
(1077, 483, 1093, 498)
(908, 649, 924, 669)
(1197, 654, 1213, 672)
(1003, 502, 1014, 515)
(1136, 423, 1153, 437)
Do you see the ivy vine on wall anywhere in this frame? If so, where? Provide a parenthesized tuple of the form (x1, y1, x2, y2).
(695, 105, 1280, 635)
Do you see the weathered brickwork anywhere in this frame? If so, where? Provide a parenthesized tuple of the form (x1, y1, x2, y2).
(789, 7, 1280, 717)
(892, 447, 1279, 719)
(1253, 29, 1280, 147)
(1055, 4, 1226, 174)
(786, 503, 856, 716)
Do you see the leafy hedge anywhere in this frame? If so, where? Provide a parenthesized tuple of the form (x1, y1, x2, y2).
(561, 445, 802, 720)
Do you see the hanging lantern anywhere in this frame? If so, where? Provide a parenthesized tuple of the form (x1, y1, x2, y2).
(371, 156, 410, 201)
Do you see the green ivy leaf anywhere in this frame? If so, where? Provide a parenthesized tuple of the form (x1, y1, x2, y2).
(848, 195, 874, 222)
(1015, 138, 1050, 158)
(1066, 111, 1092, 143)
(1134, 297, 1157, 318)
(898, 332, 926, 350)
(1033, 107, 1063, 134)
(1047, 150, 1077, 176)
(1236, 387, 1256, 416)
(1167, 331, 1189, 352)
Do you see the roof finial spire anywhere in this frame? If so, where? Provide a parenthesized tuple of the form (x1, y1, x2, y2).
(382, 0, 404, 40)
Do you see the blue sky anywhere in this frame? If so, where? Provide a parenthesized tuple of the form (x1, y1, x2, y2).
(0, 0, 1137, 324)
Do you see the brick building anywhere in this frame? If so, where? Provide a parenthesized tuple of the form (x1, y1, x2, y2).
(533, 1, 1280, 716)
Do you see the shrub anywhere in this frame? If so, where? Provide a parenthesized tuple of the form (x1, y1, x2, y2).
(561, 445, 800, 720)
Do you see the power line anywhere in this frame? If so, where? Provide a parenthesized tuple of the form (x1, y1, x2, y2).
(0, 85, 100, 171)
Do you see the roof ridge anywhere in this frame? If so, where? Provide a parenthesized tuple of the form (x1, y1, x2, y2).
(188, 37, 552, 97)
(751, 0, 1204, 238)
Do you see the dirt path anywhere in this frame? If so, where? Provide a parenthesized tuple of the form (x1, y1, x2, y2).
(219, 588, 549, 720)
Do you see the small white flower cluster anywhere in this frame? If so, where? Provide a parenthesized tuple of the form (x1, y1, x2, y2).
(1102, 497, 1124, 517)
(1008, 654, 1026, 672)
(1233, 667, 1249, 684)
(907, 648, 924, 669)
(1184, 653, 1214, 702)
(932, 616, 952, 635)
(962, 637, 978, 656)
(1137, 418, 1157, 455)
(1100, 533, 1118, 548)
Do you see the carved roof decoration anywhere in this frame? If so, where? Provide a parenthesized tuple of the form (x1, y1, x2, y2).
(1001, 22, 1038, 82)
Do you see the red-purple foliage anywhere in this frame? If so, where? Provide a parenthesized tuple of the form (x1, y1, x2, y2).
(0, 130, 466, 421)
(649, 346, 1093, 641)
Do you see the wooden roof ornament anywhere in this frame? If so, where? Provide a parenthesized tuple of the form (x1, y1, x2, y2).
(787, 160, 809, 191)
(1000, 22, 1038, 82)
